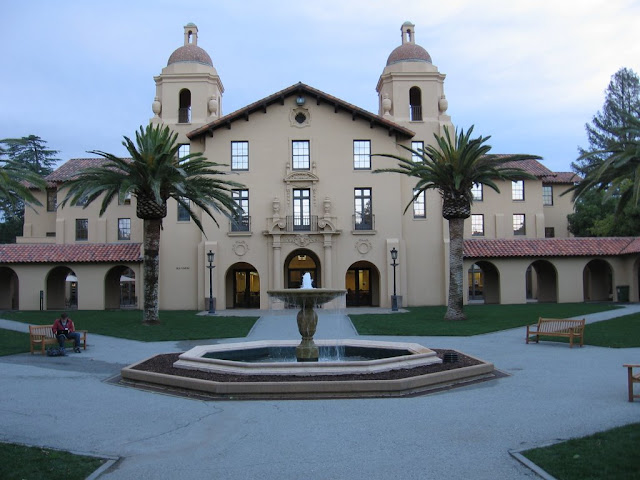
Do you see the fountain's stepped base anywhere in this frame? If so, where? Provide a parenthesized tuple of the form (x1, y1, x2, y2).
(174, 340, 440, 376)
(120, 346, 497, 400)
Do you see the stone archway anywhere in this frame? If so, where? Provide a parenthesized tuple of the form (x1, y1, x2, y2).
(104, 266, 137, 309)
(285, 249, 321, 288)
(46, 266, 77, 310)
(468, 261, 500, 304)
(525, 260, 558, 303)
(0, 267, 19, 310)
(583, 259, 613, 302)
(225, 262, 260, 309)
(345, 261, 380, 307)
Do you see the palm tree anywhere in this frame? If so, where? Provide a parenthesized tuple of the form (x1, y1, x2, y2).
(375, 126, 538, 321)
(59, 124, 244, 325)
(566, 109, 640, 214)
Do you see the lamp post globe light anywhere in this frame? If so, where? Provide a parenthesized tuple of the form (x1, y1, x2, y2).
(207, 250, 216, 315)
(390, 247, 398, 312)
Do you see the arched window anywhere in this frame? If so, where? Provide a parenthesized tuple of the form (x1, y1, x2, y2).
(409, 87, 422, 121)
(179, 89, 191, 123)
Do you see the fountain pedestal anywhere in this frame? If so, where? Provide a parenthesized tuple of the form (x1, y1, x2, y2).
(296, 304, 319, 362)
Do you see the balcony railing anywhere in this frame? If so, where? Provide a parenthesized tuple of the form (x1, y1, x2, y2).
(178, 107, 191, 123)
(410, 105, 422, 121)
(353, 214, 375, 231)
(286, 215, 318, 232)
(230, 216, 251, 232)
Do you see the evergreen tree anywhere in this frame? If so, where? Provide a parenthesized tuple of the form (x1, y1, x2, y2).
(573, 67, 640, 176)
(0, 136, 57, 243)
(565, 68, 640, 234)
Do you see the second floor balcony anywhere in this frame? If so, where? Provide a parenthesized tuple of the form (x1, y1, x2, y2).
(285, 215, 319, 232)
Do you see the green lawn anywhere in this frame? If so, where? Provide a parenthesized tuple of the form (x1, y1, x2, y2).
(350, 303, 619, 336)
(0, 329, 32, 356)
(0, 310, 258, 342)
(0, 442, 106, 480)
(522, 423, 640, 480)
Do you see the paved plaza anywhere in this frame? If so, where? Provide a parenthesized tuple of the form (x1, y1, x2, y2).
(1, 305, 639, 479)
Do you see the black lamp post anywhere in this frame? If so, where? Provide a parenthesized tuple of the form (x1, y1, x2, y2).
(207, 250, 216, 315)
(390, 247, 398, 312)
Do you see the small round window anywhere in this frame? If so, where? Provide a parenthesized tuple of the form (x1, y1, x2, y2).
(295, 112, 307, 124)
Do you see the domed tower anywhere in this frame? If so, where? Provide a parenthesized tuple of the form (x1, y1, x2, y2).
(150, 23, 224, 140)
(376, 22, 451, 134)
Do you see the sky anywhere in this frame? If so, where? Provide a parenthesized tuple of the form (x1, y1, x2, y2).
(2, 0, 639, 173)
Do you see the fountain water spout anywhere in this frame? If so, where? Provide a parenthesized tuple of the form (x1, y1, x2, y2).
(300, 272, 314, 289)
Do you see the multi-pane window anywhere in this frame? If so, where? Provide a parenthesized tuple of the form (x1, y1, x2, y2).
(231, 141, 249, 170)
(411, 141, 424, 163)
(512, 180, 524, 201)
(292, 141, 310, 170)
(178, 144, 190, 160)
(47, 189, 57, 212)
(353, 140, 371, 169)
(354, 188, 373, 230)
(513, 214, 526, 235)
(177, 198, 190, 222)
(471, 214, 484, 236)
(542, 184, 553, 206)
(413, 189, 426, 218)
(118, 218, 131, 240)
(471, 183, 483, 201)
(231, 189, 250, 231)
(293, 189, 311, 230)
(75, 219, 88, 241)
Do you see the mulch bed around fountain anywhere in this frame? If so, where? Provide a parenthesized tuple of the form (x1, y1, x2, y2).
(131, 349, 482, 383)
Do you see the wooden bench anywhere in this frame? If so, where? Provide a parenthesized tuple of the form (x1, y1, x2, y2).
(526, 317, 585, 348)
(624, 364, 640, 402)
(29, 325, 88, 355)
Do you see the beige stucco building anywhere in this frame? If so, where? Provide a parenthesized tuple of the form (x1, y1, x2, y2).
(1, 22, 639, 311)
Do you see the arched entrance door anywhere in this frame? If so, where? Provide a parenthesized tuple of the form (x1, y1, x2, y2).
(467, 261, 500, 304)
(285, 249, 321, 288)
(525, 260, 558, 303)
(226, 262, 260, 308)
(0, 267, 19, 310)
(583, 259, 613, 301)
(345, 261, 380, 307)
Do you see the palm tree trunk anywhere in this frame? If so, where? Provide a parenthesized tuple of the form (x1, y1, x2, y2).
(142, 218, 162, 325)
(445, 217, 467, 321)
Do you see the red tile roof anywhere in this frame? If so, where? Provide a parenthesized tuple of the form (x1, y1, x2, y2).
(0, 243, 142, 264)
(500, 158, 554, 177)
(45, 158, 111, 183)
(540, 171, 581, 184)
(464, 237, 640, 258)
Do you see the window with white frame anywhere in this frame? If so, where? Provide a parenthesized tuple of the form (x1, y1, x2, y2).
(471, 183, 483, 201)
(512, 180, 524, 201)
(292, 140, 310, 170)
(178, 144, 190, 160)
(411, 141, 424, 163)
(118, 218, 131, 240)
(231, 141, 249, 170)
(513, 214, 526, 235)
(413, 189, 426, 218)
(471, 214, 484, 236)
(353, 140, 371, 169)
(542, 184, 553, 206)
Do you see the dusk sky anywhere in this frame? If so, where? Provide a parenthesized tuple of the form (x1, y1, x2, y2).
(2, 0, 639, 173)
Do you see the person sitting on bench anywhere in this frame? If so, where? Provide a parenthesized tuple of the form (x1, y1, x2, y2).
(52, 312, 82, 354)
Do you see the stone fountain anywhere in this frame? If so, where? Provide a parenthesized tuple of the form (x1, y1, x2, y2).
(266, 273, 346, 362)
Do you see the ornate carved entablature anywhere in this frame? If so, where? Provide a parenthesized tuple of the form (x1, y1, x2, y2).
(283, 162, 320, 208)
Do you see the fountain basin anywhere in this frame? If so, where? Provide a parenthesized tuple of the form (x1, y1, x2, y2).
(173, 339, 441, 376)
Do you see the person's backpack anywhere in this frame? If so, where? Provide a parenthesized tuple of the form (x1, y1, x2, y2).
(46, 347, 66, 357)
